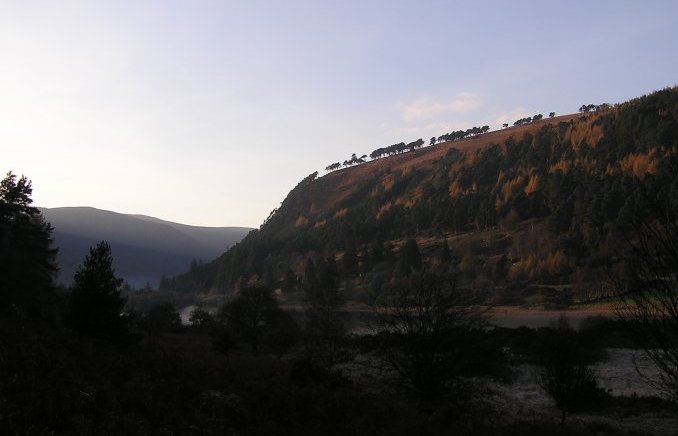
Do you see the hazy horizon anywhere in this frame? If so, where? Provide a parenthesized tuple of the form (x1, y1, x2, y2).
(2, 0, 677, 227)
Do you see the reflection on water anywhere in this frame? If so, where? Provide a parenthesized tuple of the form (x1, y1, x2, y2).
(486, 308, 613, 329)
(343, 307, 614, 334)
(179, 302, 613, 331)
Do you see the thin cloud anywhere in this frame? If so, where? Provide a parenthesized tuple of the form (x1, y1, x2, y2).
(492, 107, 532, 128)
(391, 121, 476, 139)
(401, 92, 482, 122)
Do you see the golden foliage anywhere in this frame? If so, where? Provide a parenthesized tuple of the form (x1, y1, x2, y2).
(509, 250, 569, 280)
(543, 250, 569, 275)
(618, 150, 657, 178)
(509, 255, 537, 281)
(396, 186, 423, 208)
(549, 159, 569, 174)
(524, 173, 539, 195)
(380, 174, 394, 191)
(376, 202, 392, 219)
(333, 208, 348, 219)
(295, 215, 309, 227)
(564, 116, 604, 150)
(449, 181, 463, 198)
(495, 169, 506, 186)
(495, 174, 524, 208)
(464, 151, 477, 167)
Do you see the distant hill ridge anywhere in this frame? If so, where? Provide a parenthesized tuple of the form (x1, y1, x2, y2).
(40, 207, 252, 288)
(166, 87, 678, 306)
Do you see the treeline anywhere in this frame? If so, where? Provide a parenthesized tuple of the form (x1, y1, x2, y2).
(325, 140, 427, 172)
(325, 153, 368, 171)
(324, 126, 491, 173)
(369, 138, 425, 159)
(325, 101, 610, 173)
(435, 125, 490, 143)
(579, 103, 611, 113)
(327, 112, 569, 173)
(501, 112, 558, 129)
(513, 113, 544, 126)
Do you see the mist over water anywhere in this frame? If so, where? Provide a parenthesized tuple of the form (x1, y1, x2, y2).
(178, 304, 218, 325)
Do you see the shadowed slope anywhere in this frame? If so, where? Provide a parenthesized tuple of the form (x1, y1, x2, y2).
(41, 207, 252, 287)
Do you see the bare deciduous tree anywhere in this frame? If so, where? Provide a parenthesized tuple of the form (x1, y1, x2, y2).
(372, 271, 487, 401)
(537, 316, 600, 429)
(615, 212, 678, 402)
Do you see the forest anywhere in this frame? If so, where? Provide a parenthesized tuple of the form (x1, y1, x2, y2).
(166, 88, 678, 310)
(2, 87, 678, 435)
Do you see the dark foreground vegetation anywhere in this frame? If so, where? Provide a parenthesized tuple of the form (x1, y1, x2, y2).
(4, 295, 678, 435)
(3, 86, 678, 434)
(1, 168, 676, 434)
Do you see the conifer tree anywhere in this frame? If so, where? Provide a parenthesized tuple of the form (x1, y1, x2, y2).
(440, 239, 452, 265)
(69, 241, 127, 341)
(304, 257, 346, 366)
(0, 172, 57, 319)
(398, 238, 422, 276)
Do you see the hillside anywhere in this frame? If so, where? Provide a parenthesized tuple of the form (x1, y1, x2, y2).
(41, 207, 252, 287)
(166, 88, 678, 306)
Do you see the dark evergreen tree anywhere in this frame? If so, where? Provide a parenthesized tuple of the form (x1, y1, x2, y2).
(440, 239, 452, 265)
(304, 257, 346, 366)
(143, 302, 181, 336)
(341, 246, 359, 277)
(371, 236, 388, 263)
(397, 238, 422, 276)
(188, 306, 215, 332)
(217, 285, 297, 353)
(302, 258, 317, 293)
(281, 269, 298, 294)
(0, 172, 57, 320)
(69, 241, 127, 341)
(358, 246, 373, 274)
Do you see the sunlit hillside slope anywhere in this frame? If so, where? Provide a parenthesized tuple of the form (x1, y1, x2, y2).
(166, 88, 678, 307)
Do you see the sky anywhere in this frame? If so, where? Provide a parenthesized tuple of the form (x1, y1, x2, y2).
(2, 0, 677, 227)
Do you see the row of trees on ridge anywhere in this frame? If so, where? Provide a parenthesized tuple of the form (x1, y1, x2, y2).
(325, 153, 369, 171)
(435, 125, 490, 144)
(326, 100, 608, 174)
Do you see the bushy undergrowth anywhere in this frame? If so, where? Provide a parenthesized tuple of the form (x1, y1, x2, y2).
(2, 312, 674, 435)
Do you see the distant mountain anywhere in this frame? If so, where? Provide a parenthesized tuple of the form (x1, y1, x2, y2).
(40, 207, 252, 288)
(166, 87, 678, 307)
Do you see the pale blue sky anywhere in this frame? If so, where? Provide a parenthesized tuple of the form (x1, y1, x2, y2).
(2, 0, 677, 226)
